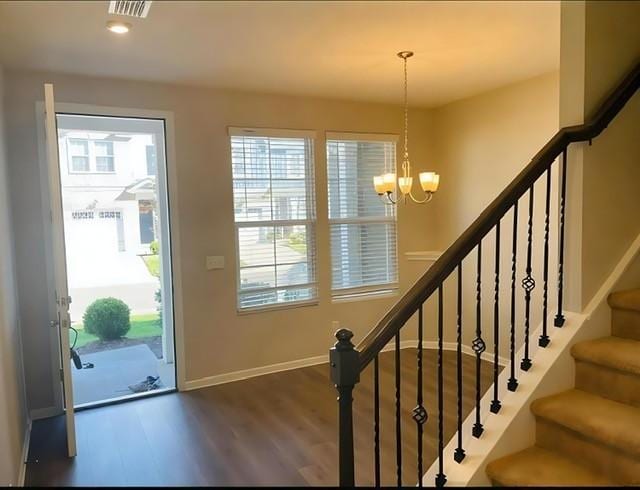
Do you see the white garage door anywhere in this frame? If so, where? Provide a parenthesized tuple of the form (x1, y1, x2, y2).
(65, 210, 124, 257)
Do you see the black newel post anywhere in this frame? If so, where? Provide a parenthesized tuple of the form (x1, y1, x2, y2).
(330, 328, 360, 487)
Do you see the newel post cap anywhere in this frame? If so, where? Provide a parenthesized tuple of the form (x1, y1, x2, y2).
(330, 328, 360, 387)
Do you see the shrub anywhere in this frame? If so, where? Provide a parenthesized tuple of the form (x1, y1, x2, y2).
(288, 231, 306, 245)
(150, 240, 160, 255)
(83, 298, 131, 340)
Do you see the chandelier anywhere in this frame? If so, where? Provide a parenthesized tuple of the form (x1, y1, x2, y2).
(373, 51, 440, 204)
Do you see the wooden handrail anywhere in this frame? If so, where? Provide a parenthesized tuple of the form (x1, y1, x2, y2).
(357, 61, 640, 371)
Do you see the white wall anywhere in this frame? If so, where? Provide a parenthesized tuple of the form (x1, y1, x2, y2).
(0, 64, 28, 486)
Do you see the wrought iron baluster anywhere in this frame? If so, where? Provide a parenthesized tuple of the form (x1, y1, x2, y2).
(374, 354, 380, 487)
(435, 285, 447, 487)
(454, 263, 466, 463)
(395, 332, 402, 486)
(491, 221, 501, 413)
(472, 242, 485, 438)
(539, 167, 552, 347)
(508, 203, 519, 392)
(414, 305, 426, 488)
(521, 186, 535, 371)
(555, 149, 567, 328)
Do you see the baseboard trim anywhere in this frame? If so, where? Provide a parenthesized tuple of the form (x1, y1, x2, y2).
(29, 406, 59, 421)
(18, 418, 32, 487)
(184, 340, 507, 391)
(183, 354, 329, 390)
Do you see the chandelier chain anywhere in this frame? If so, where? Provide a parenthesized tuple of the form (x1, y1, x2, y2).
(403, 55, 410, 177)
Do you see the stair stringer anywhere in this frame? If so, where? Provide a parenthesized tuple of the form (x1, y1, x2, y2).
(423, 231, 640, 486)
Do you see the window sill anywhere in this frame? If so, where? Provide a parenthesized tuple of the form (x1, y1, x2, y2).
(332, 289, 399, 304)
(236, 298, 319, 315)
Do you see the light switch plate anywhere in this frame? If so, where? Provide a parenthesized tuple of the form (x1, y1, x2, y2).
(206, 256, 225, 270)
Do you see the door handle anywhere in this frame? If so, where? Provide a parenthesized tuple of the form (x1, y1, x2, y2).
(50, 320, 60, 328)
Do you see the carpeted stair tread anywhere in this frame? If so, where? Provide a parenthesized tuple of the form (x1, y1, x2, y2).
(572, 336, 640, 375)
(485, 446, 615, 486)
(608, 288, 640, 312)
(531, 389, 640, 457)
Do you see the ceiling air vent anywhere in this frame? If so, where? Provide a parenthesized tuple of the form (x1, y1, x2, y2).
(108, 0, 152, 18)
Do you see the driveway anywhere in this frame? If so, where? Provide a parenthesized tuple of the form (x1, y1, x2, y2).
(67, 250, 159, 320)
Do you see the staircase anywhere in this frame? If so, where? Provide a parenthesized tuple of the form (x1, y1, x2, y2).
(486, 289, 640, 486)
(330, 62, 640, 487)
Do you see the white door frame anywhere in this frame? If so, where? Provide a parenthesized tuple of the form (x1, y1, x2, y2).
(36, 101, 187, 414)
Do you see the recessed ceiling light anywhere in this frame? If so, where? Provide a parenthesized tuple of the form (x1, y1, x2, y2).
(106, 20, 131, 34)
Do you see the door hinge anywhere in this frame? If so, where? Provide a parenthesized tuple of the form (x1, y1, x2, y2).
(59, 368, 64, 382)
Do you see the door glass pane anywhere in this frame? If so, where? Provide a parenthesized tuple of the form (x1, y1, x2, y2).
(56, 114, 176, 407)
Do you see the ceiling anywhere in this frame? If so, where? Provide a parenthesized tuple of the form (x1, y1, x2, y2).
(0, 1, 560, 107)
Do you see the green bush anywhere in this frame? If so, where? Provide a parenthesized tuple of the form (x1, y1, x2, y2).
(83, 298, 131, 341)
(288, 231, 306, 245)
(150, 240, 160, 255)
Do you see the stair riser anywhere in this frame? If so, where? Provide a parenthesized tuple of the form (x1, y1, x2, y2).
(575, 360, 640, 408)
(612, 309, 640, 340)
(536, 418, 640, 484)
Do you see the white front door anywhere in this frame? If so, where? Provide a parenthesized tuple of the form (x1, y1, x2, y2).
(43, 83, 77, 457)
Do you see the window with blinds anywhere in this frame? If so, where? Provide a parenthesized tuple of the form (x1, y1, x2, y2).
(230, 128, 317, 311)
(326, 134, 398, 297)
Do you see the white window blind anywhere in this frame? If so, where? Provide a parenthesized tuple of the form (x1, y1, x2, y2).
(230, 131, 317, 310)
(327, 136, 398, 296)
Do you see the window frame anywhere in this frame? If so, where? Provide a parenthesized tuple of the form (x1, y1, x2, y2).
(229, 127, 318, 313)
(326, 132, 400, 300)
(66, 138, 116, 174)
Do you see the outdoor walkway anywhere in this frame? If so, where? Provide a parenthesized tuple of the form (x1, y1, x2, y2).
(72, 344, 175, 406)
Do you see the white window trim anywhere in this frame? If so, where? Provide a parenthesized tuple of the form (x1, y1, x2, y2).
(67, 138, 116, 174)
(327, 134, 399, 299)
(231, 131, 318, 312)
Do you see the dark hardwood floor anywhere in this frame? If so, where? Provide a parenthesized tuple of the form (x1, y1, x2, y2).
(26, 349, 497, 486)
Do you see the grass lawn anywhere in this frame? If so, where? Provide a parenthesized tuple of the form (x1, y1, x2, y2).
(71, 313, 162, 349)
(286, 242, 307, 254)
(142, 254, 160, 278)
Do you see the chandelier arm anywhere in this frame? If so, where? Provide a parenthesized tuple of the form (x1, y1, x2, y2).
(407, 189, 434, 204)
(379, 192, 397, 205)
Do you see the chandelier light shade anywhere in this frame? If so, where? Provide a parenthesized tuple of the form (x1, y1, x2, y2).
(374, 51, 440, 205)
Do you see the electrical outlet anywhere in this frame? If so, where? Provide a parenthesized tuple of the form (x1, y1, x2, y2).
(206, 256, 225, 270)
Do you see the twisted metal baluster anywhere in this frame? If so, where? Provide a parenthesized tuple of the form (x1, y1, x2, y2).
(539, 167, 552, 347)
(414, 305, 426, 487)
(491, 221, 501, 414)
(395, 332, 402, 486)
(508, 202, 519, 392)
(454, 263, 466, 463)
(521, 186, 535, 371)
(435, 286, 447, 487)
(374, 354, 380, 487)
(555, 149, 567, 328)
(472, 242, 485, 438)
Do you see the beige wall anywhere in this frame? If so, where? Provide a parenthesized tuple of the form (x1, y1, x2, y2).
(429, 73, 560, 349)
(5, 69, 438, 410)
(0, 65, 28, 486)
(580, 0, 640, 304)
(431, 72, 560, 248)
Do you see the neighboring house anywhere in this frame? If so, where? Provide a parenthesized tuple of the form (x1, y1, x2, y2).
(58, 130, 159, 257)
(57, 130, 161, 320)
